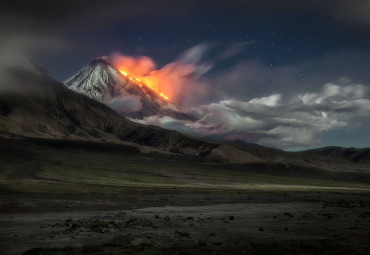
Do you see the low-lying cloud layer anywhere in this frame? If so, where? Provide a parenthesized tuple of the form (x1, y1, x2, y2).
(134, 82, 369, 149)
(107, 95, 143, 113)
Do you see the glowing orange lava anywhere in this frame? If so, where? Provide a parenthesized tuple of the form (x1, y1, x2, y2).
(119, 70, 169, 100)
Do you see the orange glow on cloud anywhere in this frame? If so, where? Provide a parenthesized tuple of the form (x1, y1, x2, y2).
(109, 53, 197, 103)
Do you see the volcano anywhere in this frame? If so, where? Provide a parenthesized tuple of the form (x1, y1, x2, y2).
(0, 62, 264, 163)
(63, 58, 197, 121)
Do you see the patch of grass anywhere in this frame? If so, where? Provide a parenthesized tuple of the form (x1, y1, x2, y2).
(1, 138, 370, 195)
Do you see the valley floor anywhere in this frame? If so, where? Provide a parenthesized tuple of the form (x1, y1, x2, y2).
(1, 192, 370, 255)
(1, 138, 370, 254)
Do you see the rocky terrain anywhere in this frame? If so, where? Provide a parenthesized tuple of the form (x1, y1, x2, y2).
(1, 192, 370, 255)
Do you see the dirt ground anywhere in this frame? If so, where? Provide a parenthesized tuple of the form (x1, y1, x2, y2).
(1, 191, 370, 254)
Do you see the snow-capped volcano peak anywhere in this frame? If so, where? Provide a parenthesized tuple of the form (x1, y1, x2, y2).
(64, 58, 121, 101)
(63, 58, 197, 121)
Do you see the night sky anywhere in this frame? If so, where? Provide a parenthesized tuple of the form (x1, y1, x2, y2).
(1, 0, 370, 150)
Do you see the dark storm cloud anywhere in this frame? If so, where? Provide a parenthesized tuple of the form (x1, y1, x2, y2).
(1, 0, 369, 64)
(0, 0, 199, 75)
(0, 1, 195, 51)
(0, 27, 71, 87)
(314, 0, 370, 27)
(0, 0, 197, 30)
(210, 0, 370, 28)
(2, 0, 370, 34)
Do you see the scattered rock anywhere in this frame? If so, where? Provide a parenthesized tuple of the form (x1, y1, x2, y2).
(212, 242, 223, 246)
(71, 223, 80, 229)
(359, 211, 370, 218)
(175, 230, 190, 237)
(359, 200, 366, 207)
(321, 213, 337, 219)
(284, 212, 294, 218)
(197, 241, 207, 246)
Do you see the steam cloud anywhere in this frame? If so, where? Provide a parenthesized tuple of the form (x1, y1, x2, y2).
(107, 95, 143, 113)
(105, 43, 212, 108)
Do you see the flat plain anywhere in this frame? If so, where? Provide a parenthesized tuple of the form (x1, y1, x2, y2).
(1, 138, 370, 254)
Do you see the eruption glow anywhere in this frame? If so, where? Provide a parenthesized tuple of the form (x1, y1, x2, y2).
(118, 69, 169, 100)
(107, 53, 200, 104)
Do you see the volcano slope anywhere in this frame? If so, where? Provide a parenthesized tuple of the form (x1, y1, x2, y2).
(1, 66, 370, 254)
(63, 58, 197, 121)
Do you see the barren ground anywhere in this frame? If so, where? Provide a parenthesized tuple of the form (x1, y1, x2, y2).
(1, 139, 370, 254)
(1, 192, 370, 255)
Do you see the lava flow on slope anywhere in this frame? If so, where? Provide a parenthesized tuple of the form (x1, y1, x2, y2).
(119, 70, 169, 101)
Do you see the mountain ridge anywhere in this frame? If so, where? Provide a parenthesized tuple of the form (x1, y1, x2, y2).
(0, 65, 260, 163)
(1, 62, 369, 169)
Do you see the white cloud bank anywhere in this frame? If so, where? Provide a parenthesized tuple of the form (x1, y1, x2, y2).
(132, 82, 370, 149)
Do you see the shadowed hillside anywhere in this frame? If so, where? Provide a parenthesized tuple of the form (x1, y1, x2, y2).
(0, 66, 259, 162)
